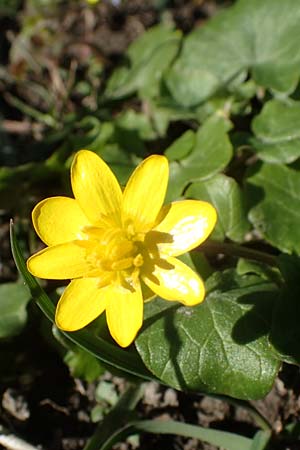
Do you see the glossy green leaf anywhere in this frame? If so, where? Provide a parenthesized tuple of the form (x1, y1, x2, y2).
(186, 173, 250, 242)
(136, 271, 280, 400)
(105, 25, 181, 100)
(166, 116, 233, 201)
(0, 282, 30, 338)
(251, 100, 300, 163)
(166, 0, 300, 107)
(247, 163, 300, 254)
(10, 222, 157, 382)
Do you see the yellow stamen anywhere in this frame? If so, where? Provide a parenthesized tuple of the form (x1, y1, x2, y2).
(111, 257, 134, 271)
(133, 254, 144, 267)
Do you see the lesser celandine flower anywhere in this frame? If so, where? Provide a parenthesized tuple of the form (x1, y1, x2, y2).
(27, 150, 217, 347)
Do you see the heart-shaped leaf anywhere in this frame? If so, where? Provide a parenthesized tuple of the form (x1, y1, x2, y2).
(105, 25, 181, 100)
(251, 99, 300, 163)
(166, 116, 233, 201)
(186, 174, 250, 242)
(136, 271, 280, 400)
(166, 0, 300, 107)
(247, 163, 300, 254)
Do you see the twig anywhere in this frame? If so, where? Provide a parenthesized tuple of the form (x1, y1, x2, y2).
(0, 425, 40, 450)
(1, 120, 44, 136)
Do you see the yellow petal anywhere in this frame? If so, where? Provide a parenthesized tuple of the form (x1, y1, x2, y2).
(27, 241, 91, 279)
(122, 155, 169, 231)
(142, 256, 205, 306)
(55, 278, 106, 331)
(106, 283, 143, 347)
(71, 150, 122, 225)
(154, 200, 217, 256)
(32, 196, 90, 246)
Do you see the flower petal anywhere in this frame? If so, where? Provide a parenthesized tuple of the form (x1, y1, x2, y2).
(27, 241, 91, 279)
(32, 196, 91, 246)
(71, 150, 122, 225)
(142, 256, 205, 306)
(122, 155, 169, 231)
(55, 278, 106, 331)
(154, 200, 217, 256)
(106, 283, 143, 347)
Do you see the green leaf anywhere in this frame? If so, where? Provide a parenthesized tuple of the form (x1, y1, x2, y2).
(136, 271, 280, 400)
(251, 99, 300, 163)
(0, 282, 30, 338)
(116, 110, 157, 141)
(247, 163, 300, 254)
(165, 130, 195, 161)
(186, 173, 250, 242)
(166, 116, 233, 201)
(92, 418, 254, 450)
(10, 222, 157, 382)
(105, 25, 181, 100)
(64, 347, 105, 383)
(94, 144, 141, 186)
(132, 420, 253, 450)
(204, 269, 267, 294)
(71, 118, 144, 185)
(71, 117, 115, 152)
(145, 97, 197, 138)
(249, 430, 271, 450)
(165, 0, 300, 107)
(178, 252, 213, 282)
(236, 259, 282, 286)
(270, 254, 300, 364)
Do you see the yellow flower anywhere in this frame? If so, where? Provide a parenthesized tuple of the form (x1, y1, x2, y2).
(27, 150, 217, 347)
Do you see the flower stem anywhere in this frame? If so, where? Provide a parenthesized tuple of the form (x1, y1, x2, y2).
(201, 241, 279, 268)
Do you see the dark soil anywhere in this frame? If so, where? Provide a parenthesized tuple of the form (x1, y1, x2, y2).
(1, 323, 300, 450)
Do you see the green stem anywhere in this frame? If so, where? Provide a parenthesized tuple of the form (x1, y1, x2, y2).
(201, 241, 279, 268)
(5, 93, 58, 128)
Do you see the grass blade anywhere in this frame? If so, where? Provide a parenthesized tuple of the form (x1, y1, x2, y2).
(87, 418, 253, 450)
(10, 221, 157, 382)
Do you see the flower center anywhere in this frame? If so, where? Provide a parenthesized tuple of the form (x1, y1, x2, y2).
(82, 224, 145, 289)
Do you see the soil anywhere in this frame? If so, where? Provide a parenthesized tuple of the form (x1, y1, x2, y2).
(1, 1, 300, 449)
(1, 323, 300, 450)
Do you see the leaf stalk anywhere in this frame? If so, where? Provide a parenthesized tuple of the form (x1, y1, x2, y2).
(201, 241, 279, 268)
